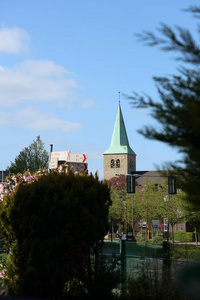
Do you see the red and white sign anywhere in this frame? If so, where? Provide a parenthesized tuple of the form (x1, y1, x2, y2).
(49, 151, 88, 173)
(70, 163, 88, 173)
(51, 151, 70, 161)
(49, 158, 58, 169)
(69, 153, 87, 163)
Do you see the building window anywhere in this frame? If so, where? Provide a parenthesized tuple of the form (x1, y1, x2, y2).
(130, 159, 134, 169)
(111, 159, 115, 168)
(116, 159, 120, 168)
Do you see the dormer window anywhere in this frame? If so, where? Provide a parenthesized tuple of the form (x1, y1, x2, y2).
(116, 159, 120, 168)
(111, 159, 115, 168)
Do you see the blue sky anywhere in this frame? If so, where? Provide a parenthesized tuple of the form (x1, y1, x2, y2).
(0, 0, 199, 179)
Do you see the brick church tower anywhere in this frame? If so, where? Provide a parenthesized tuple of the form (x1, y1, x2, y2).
(103, 102, 136, 180)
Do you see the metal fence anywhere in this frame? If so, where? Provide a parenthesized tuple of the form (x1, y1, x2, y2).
(101, 240, 200, 296)
(102, 240, 164, 278)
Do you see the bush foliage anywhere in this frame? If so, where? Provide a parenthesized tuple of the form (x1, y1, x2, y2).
(0, 170, 111, 298)
(151, 236, 165, 244)
(174, 232, 195, 242)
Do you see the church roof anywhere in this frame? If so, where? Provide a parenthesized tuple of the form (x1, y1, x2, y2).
(104, 103, 136, 155)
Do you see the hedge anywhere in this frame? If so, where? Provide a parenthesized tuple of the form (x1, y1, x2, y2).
(173, 232, 195, 242)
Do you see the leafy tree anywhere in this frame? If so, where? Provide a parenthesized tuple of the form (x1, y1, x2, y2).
(109, 187, 125, 222)
(107, 176, 140, 234)
(134, 180, 184, 242)
(105, 177, 126, 234)
(8, 135, 49, 173)
(161, 188, 183, 243)
(136, 181, 164, 241)
(106, 176, 126, 226)
(106, 176, 127, 191)
(128, 6, 200, 205)
(109, 189, 140, 235)
(0, 170, 111, 298)
(177, 190, 200, 244)
(126, 192, 141, 235)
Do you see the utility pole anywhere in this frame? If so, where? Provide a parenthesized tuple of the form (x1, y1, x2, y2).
(48, 144, 53, 172)
(132, 193, 134, 236)
(116, 173, 136, 236)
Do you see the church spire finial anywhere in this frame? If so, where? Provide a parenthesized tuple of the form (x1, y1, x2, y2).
(118, 91, 120, 104)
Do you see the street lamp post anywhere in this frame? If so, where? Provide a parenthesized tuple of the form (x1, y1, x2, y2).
(116, 174, 136, 236)
(164, 177, 177, 242)
(164, 195, 170, 242)
(132, 193, 134, 236)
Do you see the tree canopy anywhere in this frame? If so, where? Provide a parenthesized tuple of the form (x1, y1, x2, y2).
(106, 176, 140, 233)
(128, 6, 200, 205)
(8, 135, 49, 174)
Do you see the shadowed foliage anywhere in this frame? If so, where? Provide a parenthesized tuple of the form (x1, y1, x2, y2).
(0, 171, 111, 298)
(128, 6, 200, 205)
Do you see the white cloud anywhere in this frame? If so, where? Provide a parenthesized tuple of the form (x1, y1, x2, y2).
(20, 60, 70, 77)
(0, 111, 10, 125)
(79, 99, 97, 109)
(0, 108, 82, 133)
(0, 26, 30, 54)
(0, 60, 79, 107)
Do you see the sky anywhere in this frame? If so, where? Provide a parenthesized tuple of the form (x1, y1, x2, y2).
(0, 0, 199, 179)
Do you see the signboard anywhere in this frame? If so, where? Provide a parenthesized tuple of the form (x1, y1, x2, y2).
(152, 220, 160, 226)
(70, 163, 88, 173)
(168, 176, 177, 194)
(138, 221, 146, 228)
(49, 151, 88, 173)
(50, 152, 87, 163)
(51, 151, 70, 161)
(127, 175, 135, 193)
(49, 158, 58, 169)
(0, 171, 10, 182)
(154, 225, 159, 231)
(69, 153, 87, 163)
(164, 218, 168, 232)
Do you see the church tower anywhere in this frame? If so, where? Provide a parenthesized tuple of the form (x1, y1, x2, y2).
(103, 102, 136, 180)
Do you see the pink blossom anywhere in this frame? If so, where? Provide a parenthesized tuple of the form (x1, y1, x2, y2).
(58, 166, 63, 173)
(11, 176, 18, 183)
(0, 166, 72, 201)
(0, 269, 6, 279)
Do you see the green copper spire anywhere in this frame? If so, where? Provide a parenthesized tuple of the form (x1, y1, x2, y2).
(104, 103, 136, 155)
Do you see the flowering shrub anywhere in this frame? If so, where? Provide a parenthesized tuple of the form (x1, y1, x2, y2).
(0, 164, 72, 202)
(0, 269, 6, 280)
(0, 255, 8, 285)
(0, 169, 53, 201)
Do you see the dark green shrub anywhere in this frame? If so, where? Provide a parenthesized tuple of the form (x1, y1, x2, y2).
(86, 255, 121, 299)
(0, 253, 8, 268)
(0, 171, 111, 298)
(174, 232, 195, 242)
(171, 244, 200, 259)
(135, 237, 145, 242)
(152, 236, 164, 244)
(127, 270, 190, 300)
